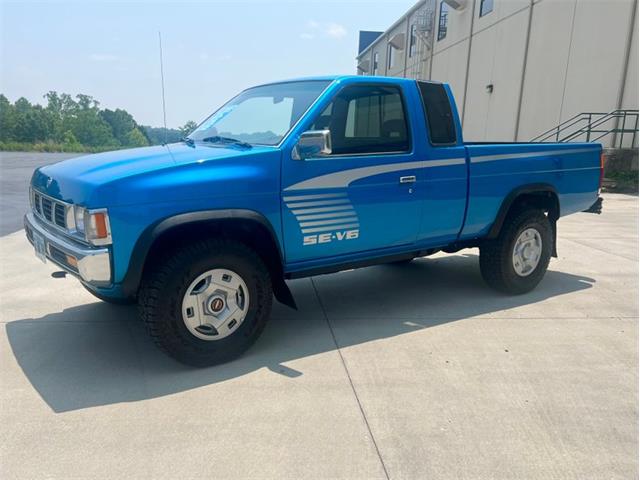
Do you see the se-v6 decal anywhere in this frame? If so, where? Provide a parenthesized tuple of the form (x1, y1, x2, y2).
(283, 192, 360, 246)
(282, 160, 441, 246)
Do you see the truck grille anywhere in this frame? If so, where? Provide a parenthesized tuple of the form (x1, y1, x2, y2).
(32, 190, 70, 230)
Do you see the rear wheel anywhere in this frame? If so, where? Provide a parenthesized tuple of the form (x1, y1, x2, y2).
(479, 209, 552, 294)
(138, 239, 272, 367)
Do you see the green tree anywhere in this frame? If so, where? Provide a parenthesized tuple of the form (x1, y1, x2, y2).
(62, 130, 81, 147)
(142, 125, 183, 144)
(12, 98, 50, 142)
(0, 94, 16, 142)
(100, 108, 136, 145)
(0, 90, 182, 150)
(125, 127, 149, 147)
(62, 130, 82, 151)
(179, 120, 198, 137)
(43, 91, 68, 142)
(61, 94, 118, 147)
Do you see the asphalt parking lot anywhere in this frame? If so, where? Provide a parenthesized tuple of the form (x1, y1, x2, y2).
(0, 152, 79, 236)
(0, 152, 638, 479)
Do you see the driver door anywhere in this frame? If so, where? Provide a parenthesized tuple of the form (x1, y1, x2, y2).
(281, 83, 422, 264)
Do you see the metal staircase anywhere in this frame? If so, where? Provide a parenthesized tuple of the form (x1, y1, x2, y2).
(531, 109, 638, 148)
(411, 0, 436, 80)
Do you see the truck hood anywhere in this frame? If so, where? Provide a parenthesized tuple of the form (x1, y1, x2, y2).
(32, 142, 278, 207)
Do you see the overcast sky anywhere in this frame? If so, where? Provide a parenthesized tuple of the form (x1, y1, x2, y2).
(1, 0, 417, 128)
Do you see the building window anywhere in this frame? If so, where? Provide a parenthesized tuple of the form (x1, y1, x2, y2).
(480, 0, 494, 17)
(373, 52, 379, 75)
(437, 1, 448, 41)
(409, 24, 417, 58)
(387, 44, 396, 69)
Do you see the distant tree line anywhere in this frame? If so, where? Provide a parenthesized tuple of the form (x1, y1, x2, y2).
(0, 92, 197, 153)
(143, 122, 197, 145)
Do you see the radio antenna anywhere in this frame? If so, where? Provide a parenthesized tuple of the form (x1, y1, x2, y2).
(158, 31, 168, 144)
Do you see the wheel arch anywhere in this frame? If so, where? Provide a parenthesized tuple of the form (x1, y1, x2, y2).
(487, 184, 560, 256)
(120, 209, 296, 309)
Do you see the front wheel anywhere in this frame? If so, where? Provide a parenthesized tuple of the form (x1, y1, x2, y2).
(138, 239, 272, 367)
(479, 209, 552, 294)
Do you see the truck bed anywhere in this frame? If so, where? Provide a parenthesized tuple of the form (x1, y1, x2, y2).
(459, 142, 602, 239)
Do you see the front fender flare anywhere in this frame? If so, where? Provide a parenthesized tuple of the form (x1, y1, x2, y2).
(120, 209, 296, 309)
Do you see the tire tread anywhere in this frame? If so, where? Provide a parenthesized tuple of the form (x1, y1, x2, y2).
(479, 209, 551, 294)
(138, 238, 272, 366)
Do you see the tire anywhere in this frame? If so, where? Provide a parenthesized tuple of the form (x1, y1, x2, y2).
(479, 209, 552, 294)
(138, 238, 272, 367)
(83, 284, 136, 305)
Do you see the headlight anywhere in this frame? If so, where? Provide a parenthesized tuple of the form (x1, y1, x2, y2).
(74, 206, 86, 233)
(74, 206, 111, 245)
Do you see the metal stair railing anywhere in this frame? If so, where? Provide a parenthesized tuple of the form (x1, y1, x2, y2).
(531, 112, 591, 142)
(531, 109, 638, 148)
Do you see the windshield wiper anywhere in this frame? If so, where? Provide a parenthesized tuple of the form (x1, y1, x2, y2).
(180, 137, 195, 147)
(201, 136, 252, 149)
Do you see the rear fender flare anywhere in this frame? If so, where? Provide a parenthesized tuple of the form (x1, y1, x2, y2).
(487, 184, 560, 257)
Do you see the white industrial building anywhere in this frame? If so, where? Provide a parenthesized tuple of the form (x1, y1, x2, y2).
(356, 0, 638, 146)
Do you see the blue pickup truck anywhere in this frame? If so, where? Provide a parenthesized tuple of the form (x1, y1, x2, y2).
(25, 76, 603, 366)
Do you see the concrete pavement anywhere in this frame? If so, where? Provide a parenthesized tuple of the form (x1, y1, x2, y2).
(0, 193, 637, 479)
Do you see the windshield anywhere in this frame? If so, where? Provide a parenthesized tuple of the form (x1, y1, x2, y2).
(189, 80, 331, 146)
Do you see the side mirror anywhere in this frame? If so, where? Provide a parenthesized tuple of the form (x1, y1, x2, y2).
(292, 130, 332, 160)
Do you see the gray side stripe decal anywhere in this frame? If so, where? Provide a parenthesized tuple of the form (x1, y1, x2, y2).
(302, 223, 360, 234)
(285, 157, 465, 191)
(470, 147, 596, 164)
(290, 205, 355, 215)
(300, 216, 359, 227)
(284, 148, 596, 191)
(296, 210, 357, 221)
(286, 198, 351, 208)
(284, 191, 360, 236)
(282, 193, 346, 202)
(472, 166, 601, 178)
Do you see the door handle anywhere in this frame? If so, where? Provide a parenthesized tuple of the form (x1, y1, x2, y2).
(399, 175, 416, 184)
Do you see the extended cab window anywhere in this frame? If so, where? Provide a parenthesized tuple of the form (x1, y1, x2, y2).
(311, 85, 410, 155)
(417, 81, 457, 145)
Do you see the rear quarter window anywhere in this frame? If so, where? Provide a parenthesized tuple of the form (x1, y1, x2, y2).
(417, 81, 457, 145)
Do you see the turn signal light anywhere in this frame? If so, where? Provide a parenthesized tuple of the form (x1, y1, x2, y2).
(65, 254, 78, 269)
(91, 212, 109, 239)
(74, 206, 112, 245)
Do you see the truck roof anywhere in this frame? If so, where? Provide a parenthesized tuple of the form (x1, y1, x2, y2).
(256, 75, 443, 87)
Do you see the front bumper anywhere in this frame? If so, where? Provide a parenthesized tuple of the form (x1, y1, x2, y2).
(24, 212, 112, 286)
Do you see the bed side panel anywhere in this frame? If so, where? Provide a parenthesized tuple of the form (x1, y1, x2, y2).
(461, 143, 601, 239)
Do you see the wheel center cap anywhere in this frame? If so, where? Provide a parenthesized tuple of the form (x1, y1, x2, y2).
(208, 295, 226, 314)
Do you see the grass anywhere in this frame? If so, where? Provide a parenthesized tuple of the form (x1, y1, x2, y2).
(0, 141, 124, 154)
(603, 171, 639, 193)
